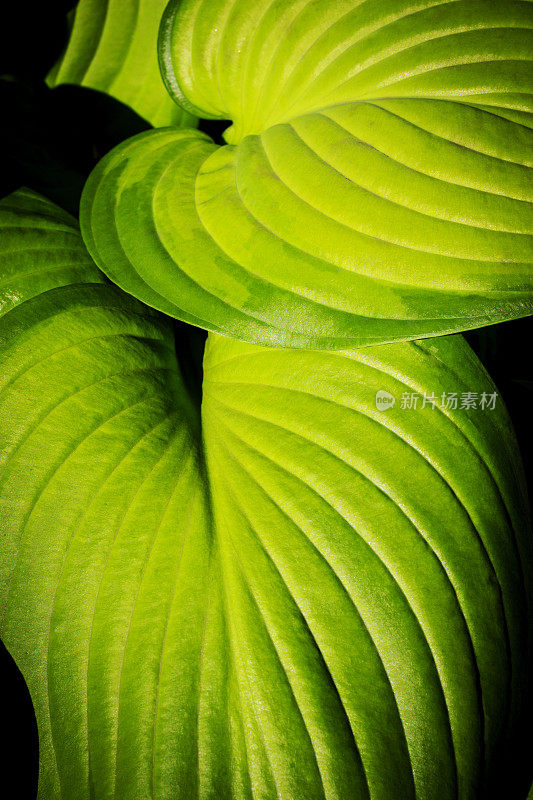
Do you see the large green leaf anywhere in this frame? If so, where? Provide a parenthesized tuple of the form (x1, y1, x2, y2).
(1, 189, 532, 798)
(80, 0, 533, 348)
(47, 0, 196, 128)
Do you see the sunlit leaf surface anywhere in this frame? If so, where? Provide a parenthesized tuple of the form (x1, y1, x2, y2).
(81, 0, 533, 347)
(1, 190, 531, 798)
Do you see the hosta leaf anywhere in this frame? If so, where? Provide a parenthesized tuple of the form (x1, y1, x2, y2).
(47, 0, 196, 128)
(1, 189, 532, 798)
(80, 0, 533, 348)
(160, 0, 533, 141)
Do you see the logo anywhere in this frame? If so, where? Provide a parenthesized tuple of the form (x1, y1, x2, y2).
(375, 390, 395, 411)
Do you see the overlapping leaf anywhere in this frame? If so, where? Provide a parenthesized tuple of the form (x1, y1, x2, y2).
(47, 0, 196, 128)
(1, 190, 532, 798)
(80, 0, 533, 348)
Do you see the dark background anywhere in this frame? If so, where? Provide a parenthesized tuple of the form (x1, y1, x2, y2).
(0, 2, 532, 798)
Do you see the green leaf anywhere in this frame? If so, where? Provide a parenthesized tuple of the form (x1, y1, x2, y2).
(2, 189, 532, 798)
(47, 0, 196, 128)
(80, 0, 533, 348)
(160, 0, 533, 141)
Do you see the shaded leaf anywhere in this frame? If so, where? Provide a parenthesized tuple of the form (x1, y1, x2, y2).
(47, 0, 196, 128)
(0, 76, 155, 217)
